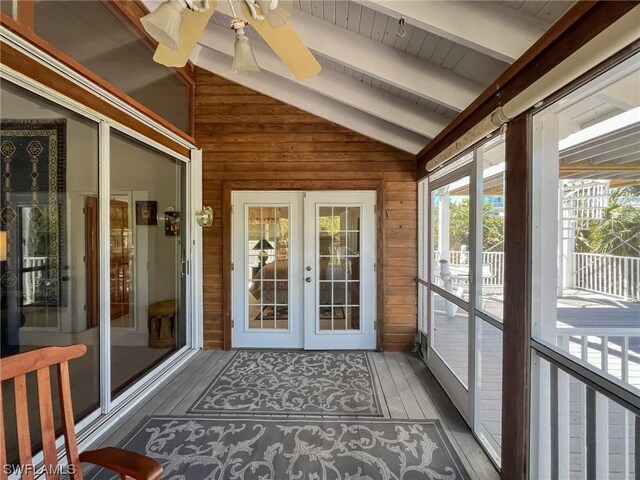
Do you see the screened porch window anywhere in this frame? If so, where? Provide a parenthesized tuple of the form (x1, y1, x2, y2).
(530, 51, 639, 479)
(33, 0, 190, 133)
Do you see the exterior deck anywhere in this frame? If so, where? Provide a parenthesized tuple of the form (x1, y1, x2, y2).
(84, 350, 500, 480)
(433, 288, 639, 479)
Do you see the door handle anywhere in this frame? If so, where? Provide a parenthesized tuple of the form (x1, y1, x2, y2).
(305, 277, 312, 283)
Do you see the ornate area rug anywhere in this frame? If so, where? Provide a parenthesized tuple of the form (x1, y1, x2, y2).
(90, 416, 470, 480)
(189, 350, 383, 416)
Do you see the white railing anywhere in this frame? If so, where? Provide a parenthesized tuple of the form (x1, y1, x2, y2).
(573, 253, 640, 301)
(556, 328, 640, 390)
(435, 250, 504, 287)
(22, 256, 48, 305)
(436, 251, 639, 299)
(554, 327, 639, 479)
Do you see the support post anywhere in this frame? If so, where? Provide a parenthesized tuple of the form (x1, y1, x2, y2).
(530, 111, 560, 478)
(501, 114, 531, 479)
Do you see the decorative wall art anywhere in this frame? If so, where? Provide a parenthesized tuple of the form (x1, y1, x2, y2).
(135, 201, 158, 225)
(0, 119, 68, 308)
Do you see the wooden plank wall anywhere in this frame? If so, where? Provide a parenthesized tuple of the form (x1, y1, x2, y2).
(195, 67, 418, 352)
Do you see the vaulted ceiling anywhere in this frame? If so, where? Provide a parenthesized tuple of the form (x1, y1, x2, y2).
(145, 0, 576, 153)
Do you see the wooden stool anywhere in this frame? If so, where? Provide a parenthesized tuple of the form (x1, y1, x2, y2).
(148, 300, 176, 348)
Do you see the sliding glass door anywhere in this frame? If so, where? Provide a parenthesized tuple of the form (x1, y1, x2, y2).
(1, 79, 101, 465)
(0, 73, 195, 464)
(419, 135, 506, 466)
(108, 132, 188, 397)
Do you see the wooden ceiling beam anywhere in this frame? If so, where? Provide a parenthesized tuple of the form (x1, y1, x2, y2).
(196, 25, 450, 139)
(352, 0, 549, 63)
(194, 47, 429, 153)
(212, 2, 482, 112)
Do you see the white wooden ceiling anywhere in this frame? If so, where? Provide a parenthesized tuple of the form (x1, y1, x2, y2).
(180, 0, 576, 153)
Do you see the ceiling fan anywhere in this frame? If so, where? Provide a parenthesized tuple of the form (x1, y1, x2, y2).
(141, 0, 321, 80)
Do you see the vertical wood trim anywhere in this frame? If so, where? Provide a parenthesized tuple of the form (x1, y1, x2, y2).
(0, 383, 7, 480)
(14, 375, 34, 480)
(189, 84, 196, 138)
(502, 114, 531, 480)
(16, 0, 34, 30)
(36, 368, 60, 480)
(57, 362, 83, 480)
(377, 183, 386, 352)
(222, 186, 233, 350)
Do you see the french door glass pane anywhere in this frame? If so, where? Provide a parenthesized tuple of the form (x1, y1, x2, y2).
(432, 291, 468, 386)
(318, 206, 361, 331)
(109, 131, 186, 397)
(247, 206, 289, 330)
(431, 176, 471, 301)
(1, 80, 99, 462)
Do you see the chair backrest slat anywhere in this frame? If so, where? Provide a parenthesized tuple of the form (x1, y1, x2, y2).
(14, 375, 34, 480)
(0, 383, 8, 480)
(0, 346, 86, 381)
(56, 361, 83, 480)
(1, 345, 87, 479)
(36, 367, 60, 480)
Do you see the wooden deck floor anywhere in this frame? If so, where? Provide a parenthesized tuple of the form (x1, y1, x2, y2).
(85, 350, 500, 480)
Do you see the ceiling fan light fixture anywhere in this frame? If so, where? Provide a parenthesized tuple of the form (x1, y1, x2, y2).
(256, 0, 291, 28)
(141, 0, 185, 50)
(232, 22, 260, 74)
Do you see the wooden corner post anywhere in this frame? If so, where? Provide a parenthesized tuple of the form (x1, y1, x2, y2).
(502, 114, 532, 479)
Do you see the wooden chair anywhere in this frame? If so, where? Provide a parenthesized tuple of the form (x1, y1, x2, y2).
(0, 345, 163, 480)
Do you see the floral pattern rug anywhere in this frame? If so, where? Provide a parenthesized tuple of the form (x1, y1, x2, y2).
(188, 350, 383, 416)
(90, 416, 470, 480)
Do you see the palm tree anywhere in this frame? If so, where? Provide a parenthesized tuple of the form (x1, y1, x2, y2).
(578, 186, 640, 257)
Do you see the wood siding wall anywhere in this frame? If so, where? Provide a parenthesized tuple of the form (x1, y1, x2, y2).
(195, 67, 418, 352)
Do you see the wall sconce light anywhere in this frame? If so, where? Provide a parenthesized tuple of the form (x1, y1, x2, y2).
(0, 231, 6, 262)
(196, 206, 214, 227)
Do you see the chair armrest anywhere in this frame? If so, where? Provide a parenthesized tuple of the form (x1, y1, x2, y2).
(80, 447, 163, 480)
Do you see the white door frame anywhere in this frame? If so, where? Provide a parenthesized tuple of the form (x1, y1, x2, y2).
(426, 166, 475, 423)
(232, 191, 304, 348)
(303, 191, 377, 350)
(231, 190, 377, 350)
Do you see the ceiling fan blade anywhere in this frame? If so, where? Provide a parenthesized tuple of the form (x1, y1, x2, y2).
(241, 1, 320, 81)
(153, 1, 217, 68)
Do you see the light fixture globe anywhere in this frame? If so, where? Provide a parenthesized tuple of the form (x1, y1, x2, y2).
(141, 0, 184, 50)
(232, 24, 260, 74)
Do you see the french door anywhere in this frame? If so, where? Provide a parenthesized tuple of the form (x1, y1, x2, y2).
(232, 191, 376, 350)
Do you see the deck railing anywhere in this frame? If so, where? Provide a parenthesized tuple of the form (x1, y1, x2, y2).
(552, 328, 639, 478)
(439, 251, 639, 299)
(573, 252, 640, 301)
(22, 256, 48, 305)
(436, 250, 505, 286)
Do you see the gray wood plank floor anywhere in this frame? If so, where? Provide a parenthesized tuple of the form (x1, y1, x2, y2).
(85, 350, 500, 480)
